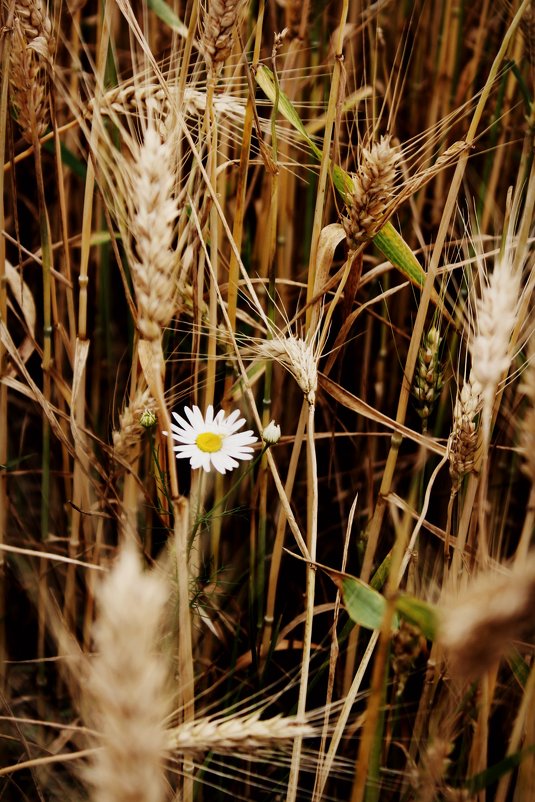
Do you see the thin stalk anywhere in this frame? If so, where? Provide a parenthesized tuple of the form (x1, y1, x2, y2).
(204, 71, 218, 411)
(261, 401, 308, 658)
(305, 0, 349, 331)
(256, 33, 281, 632)
(287, 401, 318, 802)
(315, 631, 380, 800)
(0, 0, 15, 688)
(31, 117, 54, 689)
(224, 0, 264, 365)
(312, 495, 356, 802)
(139, 337, 193, 801)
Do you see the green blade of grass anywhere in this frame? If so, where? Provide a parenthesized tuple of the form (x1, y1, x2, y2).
(340, 575, 388, 631)
(466, 745, 535, 794)
(147, 0, 188, 36)
(394, 593, 439, 640)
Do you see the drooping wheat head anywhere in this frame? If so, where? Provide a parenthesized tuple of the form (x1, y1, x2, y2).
(256, 333, 319, 405)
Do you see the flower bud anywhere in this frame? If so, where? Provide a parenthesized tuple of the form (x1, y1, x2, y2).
(140, 408, 157, 429)
(263, 420, 281, 445)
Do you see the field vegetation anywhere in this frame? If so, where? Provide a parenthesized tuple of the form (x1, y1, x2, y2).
(1, 1, 535, 800)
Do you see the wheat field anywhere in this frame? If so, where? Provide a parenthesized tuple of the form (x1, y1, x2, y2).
(1, 1, 535, 800)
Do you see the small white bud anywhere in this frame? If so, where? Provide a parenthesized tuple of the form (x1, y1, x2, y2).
(263, 420, 281, 445)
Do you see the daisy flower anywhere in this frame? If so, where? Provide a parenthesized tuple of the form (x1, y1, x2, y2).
(166, 405, 258, 474)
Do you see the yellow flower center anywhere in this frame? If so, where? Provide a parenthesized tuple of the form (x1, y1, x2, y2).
(196, 431, 223, 453)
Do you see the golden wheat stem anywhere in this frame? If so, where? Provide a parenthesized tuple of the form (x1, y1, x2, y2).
(0, 0, 15, 688)
(204, 75, 219, 412)
(261, 401, 307, 658)
(305, 0, 348, 332)
(312, 495, 355, 802)
(287, 401, 318, 802)
(315, 630, 380, 800)
(65, 3, 112, 636)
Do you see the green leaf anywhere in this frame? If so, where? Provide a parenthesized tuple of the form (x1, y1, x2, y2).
(466, 744, 535, 793)
(373, 222, 427, 288)
(369, 550, 391, 591)
(147, 0, 188, 36)
(255, 66, 320, 155)
(340, 576, 388, 631)
(255, 65, 353, 197)
(373, 223, 456, 326)
(506, 648, 531, 688)
(395, 593, 439, 640)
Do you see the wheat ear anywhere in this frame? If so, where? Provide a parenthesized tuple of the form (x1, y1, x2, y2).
(112, 387, 156, 465)
(201, 0, 245, 70)
(82, 545, 170, 802)
(448, 371, 483, 489)
(469, 247, 523, 450)
(127, 113, 181, 341)
(438, 554, 535, 679)
(342, 136, 401, 248)
(9, 0, 53, 143)
(169, 714, 313, 755)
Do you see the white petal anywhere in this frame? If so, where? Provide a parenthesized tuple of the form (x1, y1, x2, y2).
(204, 405, 214, 426)
(172, 410, 192, 430)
